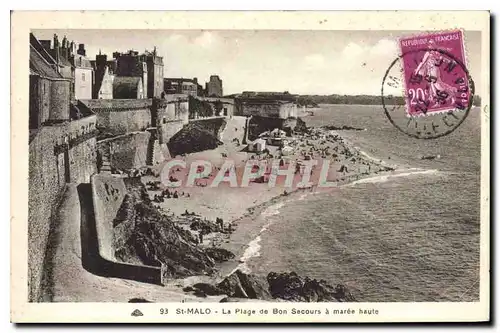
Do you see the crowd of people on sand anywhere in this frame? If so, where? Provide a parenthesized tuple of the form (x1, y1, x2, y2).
(152, 188, 190, 203)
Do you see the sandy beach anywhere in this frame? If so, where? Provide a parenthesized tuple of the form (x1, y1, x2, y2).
(137, 125, 399, 285)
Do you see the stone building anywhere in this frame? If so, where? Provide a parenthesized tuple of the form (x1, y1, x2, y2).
(164, 78, 200, 97)
(236, 98, 298, 119)
(205, 75, 223, 97)
(72, 44, 93, 100)
(113, 76, 145, 99)
(197, 97, 235, 117)
(29, 34, 71, 130)
(29, 33, 98, 302)
(37, 34, 94, 100)
(145, 48, 164, 98)
(111, 48, 164, 98)
(113, 50, 148, 98)
(91, 52, 115, 99)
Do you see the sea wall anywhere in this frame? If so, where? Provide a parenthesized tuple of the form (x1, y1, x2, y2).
(97, 131, 151, 171)
(28, 116, 98, 301)
(157, 95, 189, 125)
(159, 120, 185, 145)
(81, 99, 153, 137)
(90, 174, 164, 284)
(198, 97, 235, 117)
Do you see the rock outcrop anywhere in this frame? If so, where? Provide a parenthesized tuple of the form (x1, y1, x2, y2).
(205, 248, 235, 263)
(167, 123, 222, 156)
(184, 269, 356, 303)
(267, 271, 356, 302)
(112, 179, 235, 278)
(216, 270, 273, 300)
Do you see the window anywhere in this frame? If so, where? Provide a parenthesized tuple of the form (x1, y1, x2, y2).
(82, 73, 85, 82)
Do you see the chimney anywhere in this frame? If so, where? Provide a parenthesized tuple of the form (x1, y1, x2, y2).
(193, 77, 198, 84)
(77, 44, 86, 56)
(96, 52, 107, 67)
(53, 34, 60, 65)
(53, 34, 59, 48)
(69, 41, 76, 56)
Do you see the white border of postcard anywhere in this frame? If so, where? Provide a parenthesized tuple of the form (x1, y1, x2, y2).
(11, 10, 490, 323)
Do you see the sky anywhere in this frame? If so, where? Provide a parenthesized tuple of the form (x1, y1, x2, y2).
(32, 29, 482, 96)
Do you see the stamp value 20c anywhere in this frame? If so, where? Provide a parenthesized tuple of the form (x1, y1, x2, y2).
(399, 29, 472, 116)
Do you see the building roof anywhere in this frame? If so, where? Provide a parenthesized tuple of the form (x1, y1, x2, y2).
(29, 45, 64, 79)
(113, 76, 142, 99)
(165, 77, 199, 84)
(239, 98, 294, 105)
(30, 33, 57, 65)
(72, 54, 93, 69)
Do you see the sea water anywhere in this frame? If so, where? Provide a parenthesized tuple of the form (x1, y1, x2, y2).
(235, 104, 481, 302)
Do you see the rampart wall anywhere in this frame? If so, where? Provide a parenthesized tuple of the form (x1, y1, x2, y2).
(97, 131, 151, 171)
(90, 174, 164, 285)
(81, 99, 153, 137)
(28, 115, 97, 301)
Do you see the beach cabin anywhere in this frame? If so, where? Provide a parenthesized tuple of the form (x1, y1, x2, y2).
(248, 138, 267, 152)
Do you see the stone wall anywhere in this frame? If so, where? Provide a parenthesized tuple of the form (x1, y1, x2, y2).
(157, 95, 189, 125)
(91, 174, 127, 260)
(90, 174, 164, 284)
(97, 131, 151, 171)
(80, 99, 153, 137)
(198, 97, 235, 117)
(237, 100, 297, 119)
(28, 115, 98, 302)
(29, 126, 67, 302)
(159, 120, 185, 145)
(67, 115, 98, 183)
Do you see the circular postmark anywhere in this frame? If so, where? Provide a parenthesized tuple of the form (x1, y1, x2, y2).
(381, 47, 475, 140)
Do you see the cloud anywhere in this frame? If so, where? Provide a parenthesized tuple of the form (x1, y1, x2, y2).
(167, 34, 186, 43)
(342, 42, 365, 58)
(370, 38, 398, 56)
(304, 53, 326, 69)
(194, 31, 219, 49)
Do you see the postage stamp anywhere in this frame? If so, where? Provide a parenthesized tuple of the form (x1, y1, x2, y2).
(398, 29, 473, 117)
(381, 29, 475, 139)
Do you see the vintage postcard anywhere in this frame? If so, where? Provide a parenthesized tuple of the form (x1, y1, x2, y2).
(11, 11, 490, 323)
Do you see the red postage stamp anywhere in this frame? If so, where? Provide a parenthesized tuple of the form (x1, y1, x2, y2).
(399, 30, 472, 116)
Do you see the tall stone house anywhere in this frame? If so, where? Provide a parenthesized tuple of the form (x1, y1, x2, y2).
(205, 75, 223, 97)
(111, 48, 164, 99)
(91, 52, 115, 99)
(38, 34, 94, 100)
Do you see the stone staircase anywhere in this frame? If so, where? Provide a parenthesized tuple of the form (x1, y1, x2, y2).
(99, 151, 112, 174)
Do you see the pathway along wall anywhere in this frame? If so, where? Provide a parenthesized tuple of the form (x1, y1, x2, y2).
(28, 116, 97, 302)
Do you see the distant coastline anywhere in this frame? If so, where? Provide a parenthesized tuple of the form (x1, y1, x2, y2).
(295, 94, 482, 107)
